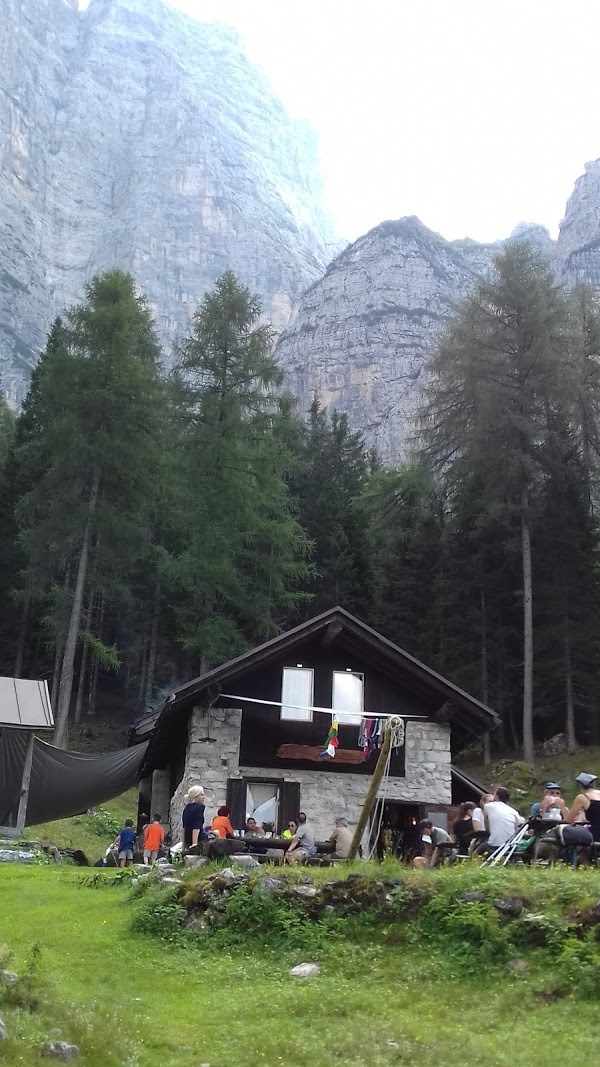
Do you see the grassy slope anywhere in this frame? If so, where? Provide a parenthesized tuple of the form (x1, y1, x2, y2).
(462, 744, 600, 811)
(1, 865, 600, 1066)
(25, 789, 139, 862)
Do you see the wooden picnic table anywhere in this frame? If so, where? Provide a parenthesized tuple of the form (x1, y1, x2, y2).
(238, 835, 335, 853)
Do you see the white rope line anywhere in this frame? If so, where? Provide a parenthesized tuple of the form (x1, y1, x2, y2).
(219, 693, 426, 720)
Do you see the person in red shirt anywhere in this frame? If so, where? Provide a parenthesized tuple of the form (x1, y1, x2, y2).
(143, 814, 165, 865)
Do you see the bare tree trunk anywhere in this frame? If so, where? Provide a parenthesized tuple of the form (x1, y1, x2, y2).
(87, 655, 100, 716)
(87, 595, 105, 716)
(480, 587, 491, 765)
(50, 640, 63, 715)
(50, 563, 71, 711)
(74, 591, 94, 724)
(74, 640, 89, 723)
(53, 474, 100, 749)
(564, 624, 577, 754)
(138, 630, 149, 706)
(145, 581, 161, 707)
(521, 484, 535, 766)
(13, 593, 30, 678)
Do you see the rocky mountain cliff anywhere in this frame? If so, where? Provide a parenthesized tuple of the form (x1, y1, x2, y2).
(276, 175, 600, 464)
(0, 0, 337, 404)
(275, 218, 556, 462)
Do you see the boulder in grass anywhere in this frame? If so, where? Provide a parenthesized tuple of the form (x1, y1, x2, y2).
(294, 884, 317, 898)
(0, 1018, 7, 1040)
(289, 962, 320, 978)
(1, 971, 17, 984)
(493, 897, 524, 918)
(41, 1042, 80, 1061)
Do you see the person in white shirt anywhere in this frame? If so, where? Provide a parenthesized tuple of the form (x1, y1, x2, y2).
(472, 793, 493, 832)
(484, 787, 525, 848)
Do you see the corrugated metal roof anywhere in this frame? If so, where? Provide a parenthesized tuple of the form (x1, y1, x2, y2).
(0, 677, 54, 729)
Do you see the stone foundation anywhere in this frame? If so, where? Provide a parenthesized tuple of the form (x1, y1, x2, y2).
(169, 707, 451, 841)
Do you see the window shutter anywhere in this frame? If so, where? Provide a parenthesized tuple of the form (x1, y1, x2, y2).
(279, 781, 301, 835)
(226, 778, 246, 831)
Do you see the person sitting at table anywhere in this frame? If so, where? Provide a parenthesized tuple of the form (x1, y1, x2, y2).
(327, 816, 353, 859)
(530, 782, 568, 821)
(453, 802, 476, 855)
(244, 816, 267, 854)
(211, 806, 235, 839)
(416, 819, 453, 868)
(471, 794, 493, 832)
(245, 816, 266, 837)
(282, 819, 298, 840)
(285, 811, 317, 865)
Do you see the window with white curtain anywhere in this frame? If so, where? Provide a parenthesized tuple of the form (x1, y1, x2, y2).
(246, 781, 279, 828)
(332, 671, 364, 725)
(280, 667, 314, 721)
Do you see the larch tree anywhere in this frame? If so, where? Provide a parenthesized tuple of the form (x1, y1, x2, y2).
(421, 243, 573, 765)
(16, 273, 164, 747)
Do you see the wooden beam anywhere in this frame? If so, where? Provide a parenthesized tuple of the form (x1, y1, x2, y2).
(15, 731, 35, 835)
(320, 621, 343, 648)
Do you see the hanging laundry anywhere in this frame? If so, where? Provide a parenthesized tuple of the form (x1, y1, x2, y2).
(319, 718, 339, 759)
(359, 716, 381, 760)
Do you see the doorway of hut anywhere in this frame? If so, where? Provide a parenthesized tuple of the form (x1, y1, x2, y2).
(369, 800, 420, 862)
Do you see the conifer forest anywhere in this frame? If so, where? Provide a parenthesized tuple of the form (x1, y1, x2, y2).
(2, 247, 600, 762)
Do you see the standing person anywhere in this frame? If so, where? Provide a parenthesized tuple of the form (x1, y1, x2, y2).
(143, 814, 164, 866)
(282, 819, 298, 840)
(182, 785, 206, 851)
(285, 811, 316, 865)
(453, 802, 476, 855)
(327, 817, 353, 859)
(481, 788, 524, 851)
(114, 818, 137, 868)
(211, 806, 235, 839)
(565, 773, 600, 839)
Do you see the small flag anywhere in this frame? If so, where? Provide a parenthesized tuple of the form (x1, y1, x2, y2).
(319, 717, 339, 758)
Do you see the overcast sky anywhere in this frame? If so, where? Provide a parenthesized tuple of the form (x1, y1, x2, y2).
(81, 0, 600, 244)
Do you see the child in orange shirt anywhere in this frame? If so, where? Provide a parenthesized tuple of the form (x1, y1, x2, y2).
(143, 814, 164, 865)
(211, 806, 235, 839)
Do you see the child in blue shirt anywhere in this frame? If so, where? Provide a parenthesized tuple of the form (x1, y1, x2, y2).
(115, 819, 137, 868)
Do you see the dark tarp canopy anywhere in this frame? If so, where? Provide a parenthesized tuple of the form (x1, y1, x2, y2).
(0, 728, 147, 826)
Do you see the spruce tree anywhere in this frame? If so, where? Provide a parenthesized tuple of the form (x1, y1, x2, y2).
(165, 272, 309, 665)
(290, 399, 372, 617)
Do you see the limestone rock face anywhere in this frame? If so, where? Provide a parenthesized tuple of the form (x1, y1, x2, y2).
(275, 217, 567, 464)
(557, 159, 600, 287)
(275, 218, 502, 463)
(0, 0, 337, 404)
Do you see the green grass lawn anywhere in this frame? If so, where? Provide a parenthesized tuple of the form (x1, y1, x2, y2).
(2, 864, 600, 1066)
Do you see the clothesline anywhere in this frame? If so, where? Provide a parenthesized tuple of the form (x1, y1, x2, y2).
(218, 693, 426, 720)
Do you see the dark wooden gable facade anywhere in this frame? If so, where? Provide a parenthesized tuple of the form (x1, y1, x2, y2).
(136, 607, 499, 778)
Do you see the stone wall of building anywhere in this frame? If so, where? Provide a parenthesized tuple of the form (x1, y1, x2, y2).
(169, 707, 451, 840)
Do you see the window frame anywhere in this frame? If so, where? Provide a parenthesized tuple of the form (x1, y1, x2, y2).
(280, 665, 314, 722)
(331, 670, 364, 725)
